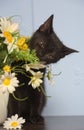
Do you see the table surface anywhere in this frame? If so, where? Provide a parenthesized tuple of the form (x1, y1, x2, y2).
(0, 116, 84, 130)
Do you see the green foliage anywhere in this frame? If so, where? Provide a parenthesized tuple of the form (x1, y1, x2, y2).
(10, 49, 39, 63)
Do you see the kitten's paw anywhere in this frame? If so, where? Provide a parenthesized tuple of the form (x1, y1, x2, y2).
(29, 115, 44, 124)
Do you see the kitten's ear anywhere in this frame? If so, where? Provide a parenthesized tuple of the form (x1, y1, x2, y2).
(62, 45, 78, 57)
(39, 15, 54, 34)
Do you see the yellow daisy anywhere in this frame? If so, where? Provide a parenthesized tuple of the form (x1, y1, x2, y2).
(16, 36, 28, 51)
(3, 65, 11, 73)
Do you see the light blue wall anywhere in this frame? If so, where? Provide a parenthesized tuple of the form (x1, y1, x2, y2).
(0, 0, 84, 116)
(0, 0, 33, 35)
(33, 0, 84, 116)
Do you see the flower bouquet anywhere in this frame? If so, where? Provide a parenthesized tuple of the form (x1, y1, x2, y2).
(0, 16, 53, 98)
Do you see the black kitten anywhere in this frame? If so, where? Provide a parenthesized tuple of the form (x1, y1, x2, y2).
(7, 15, 78, 123)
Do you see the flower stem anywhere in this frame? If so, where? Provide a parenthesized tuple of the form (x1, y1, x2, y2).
(3, 55, 8, 63)
(40, 86, 51, 98)
(12, 93, 28, 101)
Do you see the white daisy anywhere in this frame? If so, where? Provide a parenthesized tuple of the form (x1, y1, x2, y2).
(24, 63, 46, 72)
(0, 72, 19, 93)
(0, 17, 19, 53)
(0, 17, 19, 34)
(28, 71, 43, 89)
(3, 114, 25, 129)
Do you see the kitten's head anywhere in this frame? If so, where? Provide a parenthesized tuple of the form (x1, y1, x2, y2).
(29, 15, 78, 64)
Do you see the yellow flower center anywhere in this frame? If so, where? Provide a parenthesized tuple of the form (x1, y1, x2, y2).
(3, 65, 11, 72)
(3, 78, 10, 86)
(4, 31, 13, 43)
(11, 121, 19, 127)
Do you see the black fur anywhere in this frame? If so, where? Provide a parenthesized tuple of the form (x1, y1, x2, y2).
(7, 15, 78, 123)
